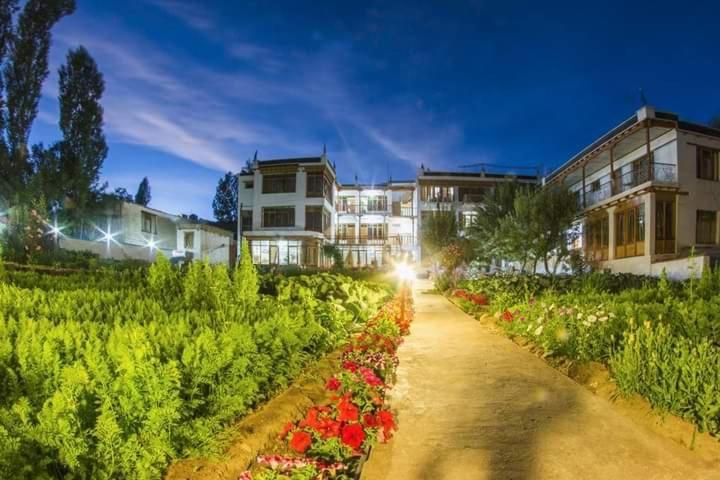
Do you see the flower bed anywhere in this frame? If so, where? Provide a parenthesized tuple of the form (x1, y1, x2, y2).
(241, 289, 413, 479)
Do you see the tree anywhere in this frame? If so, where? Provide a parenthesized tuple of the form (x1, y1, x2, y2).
(467, 181, 533, 268)
(234, 238, 258, 306)
(135, 177, 151, 206)
(420, 209, 458, 257)
(57, 46, 107, 214)
(111, 187, 133, 203)
(212, 171, 238, 225)
(1, 0, 75, 201)
(532, 186, 580, 274)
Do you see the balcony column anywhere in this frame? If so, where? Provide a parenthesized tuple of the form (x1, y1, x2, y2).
(646, 120, 653, 181)
(609, 144, 615, 194)
(607, 206, 616, 261)
(581, 164, 587, 209)
(645, 192, 655, 259)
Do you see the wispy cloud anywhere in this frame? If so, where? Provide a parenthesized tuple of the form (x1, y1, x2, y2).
(145, 0, 215, 33)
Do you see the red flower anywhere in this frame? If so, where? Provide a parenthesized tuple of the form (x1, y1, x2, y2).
(502, 310, 513, 322)
(289, 431, 312, 453)
(378, 409, 395, 438)
(326, 377, 341, 391)
(337, 397, 359, 422)
(342, 360, 358, 373)
(279, 421, 294, 440)
(341, 423, 366, 450)
(318, 418, 342, 439)
(363, 413, 380, 428)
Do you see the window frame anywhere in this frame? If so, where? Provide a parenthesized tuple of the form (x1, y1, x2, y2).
(262, 207, 295, 228)
(141, 211, 157, 234)
(696, 210, 717, 245)
(696, 146, 719, 181)
(262, 174, 296, 194)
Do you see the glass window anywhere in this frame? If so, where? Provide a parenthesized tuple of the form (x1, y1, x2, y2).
(141, 211, 157, 234)
(615, 203, 645, 258)
(184, 231, 194, 249)
(262, 174, 296, 193)
(305, 206, 323, 232)
(697, 147, 719, 181)
(307, 174, 323, 197)
(696, 210, 717, 244)
(241, 210, 253, 232)
(655, 199, 675, 254)
(262, 207, 295, 227)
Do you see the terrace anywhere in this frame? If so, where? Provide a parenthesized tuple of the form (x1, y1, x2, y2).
(547, 107, 681, 211)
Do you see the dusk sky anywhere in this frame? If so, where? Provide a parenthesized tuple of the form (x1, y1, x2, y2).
(29, 0, 720, 219)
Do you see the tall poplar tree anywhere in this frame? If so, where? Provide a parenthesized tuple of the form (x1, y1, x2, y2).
(1, 0, 75, 201)
(57, 46, 107, 212)
(135, 177, 151, 206)
(212, 171, 238, 225)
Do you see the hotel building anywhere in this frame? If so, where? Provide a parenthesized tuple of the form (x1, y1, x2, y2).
(238, 153, 537, 267)
(545, 106, 720, 278)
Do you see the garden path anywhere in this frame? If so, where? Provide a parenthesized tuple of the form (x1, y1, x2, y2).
(361, 279, 719, 480)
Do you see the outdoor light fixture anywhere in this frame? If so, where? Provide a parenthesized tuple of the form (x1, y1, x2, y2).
(145, 237, 158, 251)
(394, 261, 415, 283)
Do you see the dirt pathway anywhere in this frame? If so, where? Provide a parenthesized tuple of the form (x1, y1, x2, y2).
(361, 279, 720, 480)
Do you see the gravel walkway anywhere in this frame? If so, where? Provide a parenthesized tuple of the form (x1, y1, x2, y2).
(360, 279, 719, 480)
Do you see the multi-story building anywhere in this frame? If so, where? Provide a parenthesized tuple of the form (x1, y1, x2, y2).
(238, 153, 538, 267)
(238, 154, 336, 267)
(335, 180, 418, 266)
(417, 167, 538, 235)
(545, 105, 720, 278)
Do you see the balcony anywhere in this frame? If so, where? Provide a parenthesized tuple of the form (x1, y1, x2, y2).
(581, 162, 677, 209)
(336, 204, 359, 214)
(334, 234, 415, 246)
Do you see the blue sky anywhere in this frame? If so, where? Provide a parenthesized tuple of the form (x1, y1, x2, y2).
(30, 0, 720, 218)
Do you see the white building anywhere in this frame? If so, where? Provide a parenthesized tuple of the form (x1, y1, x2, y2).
(58, 201, 235, 265)
(238, 153, 538, 267)
(545, 106, 720, 279)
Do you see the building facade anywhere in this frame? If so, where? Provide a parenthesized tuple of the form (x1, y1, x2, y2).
(238, 154, 538, 268)
(545, 106, 720, 278)
(58, 201, 235, 265)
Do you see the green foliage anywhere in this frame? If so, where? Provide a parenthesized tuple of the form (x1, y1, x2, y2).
(135, 177, 151, 206)
(322, 244, 344, 269)
(0, 261, 388, 478)
(234, 238, 258, 306)
(212, 171, 238, 225)
(420, 209, 457, 257)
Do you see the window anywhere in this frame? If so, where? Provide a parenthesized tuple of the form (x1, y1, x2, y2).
(458, 186, 487, 202)
(307, 174, 323, 197)
(306, 173, 333, 202)
(655, 199, 675, 254)
(697, 146, 719, 181)
(262, 174, 296, 193)
(615, 203, 645, 258)
(363, 223, 386, 241)
(243, 181, 254, 189)
(363, 195, 387, 212)
(323, 209, 331, 235)
(141, 211, 157, 234)
(184, 232, 195, 250)
(696, 210, 717, 244)
(460, 211, 478, 229)
(420, 185, 455, 202)
(337, 224, 355, 241)
(262, 207, 295, 227)
(337, 196, 358, 213)
(251, 239, 303, 265)
(585, 216, 609, 261)
(241, 210, 253, 232)
(306, 206, 323, 232)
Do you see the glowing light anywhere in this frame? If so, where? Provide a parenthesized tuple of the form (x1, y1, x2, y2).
(45, 218, 64, 238)
(394, 262, 415, 283)
(95, 222, 120, 248)
(145, 237, 159, 251)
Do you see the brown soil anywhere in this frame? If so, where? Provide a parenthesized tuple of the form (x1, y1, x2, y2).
(165, 352, 341, 480)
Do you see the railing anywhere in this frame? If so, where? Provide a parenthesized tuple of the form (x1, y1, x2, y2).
(334, 235, 415, 246)
(462, 194, 485, 203)
(581, 163, 677, 209)
(336, 204, 358, 214)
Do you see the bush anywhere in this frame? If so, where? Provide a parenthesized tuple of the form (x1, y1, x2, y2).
(0, 258, 391, 479)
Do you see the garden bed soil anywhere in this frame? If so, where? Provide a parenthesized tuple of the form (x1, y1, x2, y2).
(455, 300, 720, 465)
(165, 352, 342, 480)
